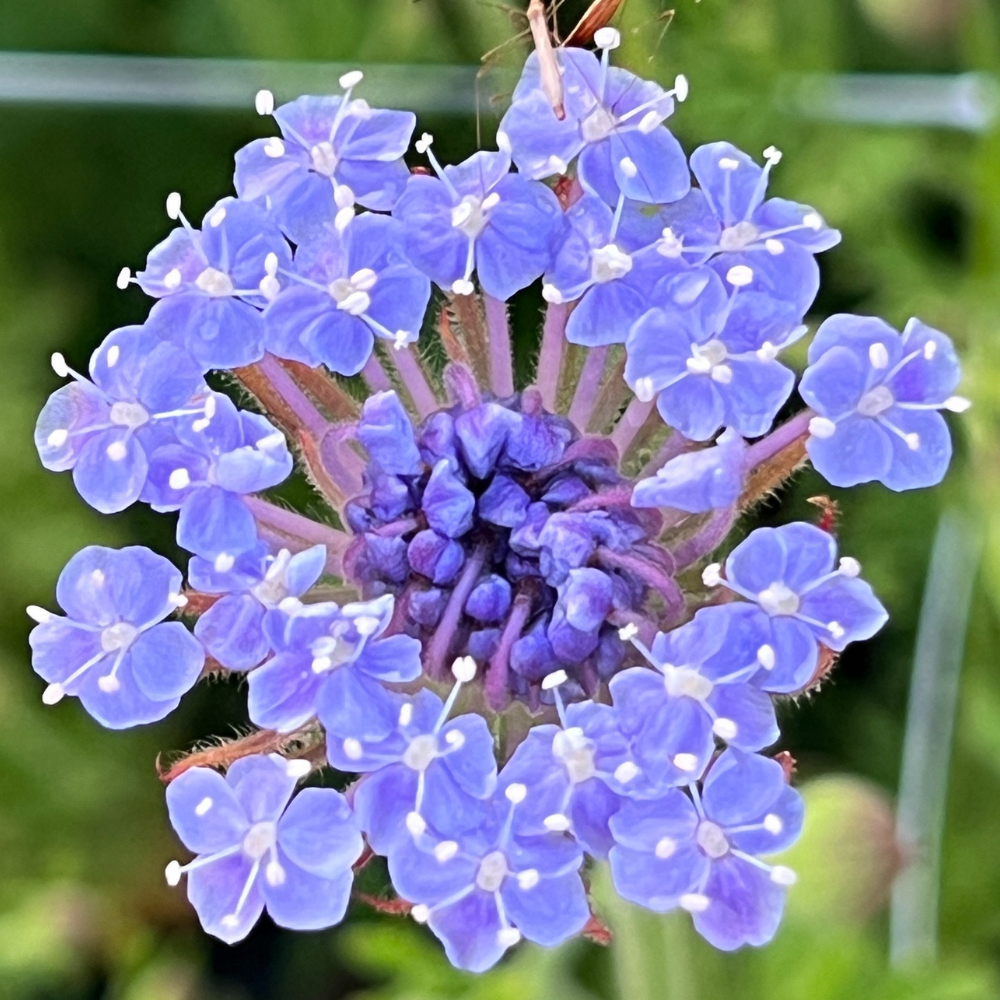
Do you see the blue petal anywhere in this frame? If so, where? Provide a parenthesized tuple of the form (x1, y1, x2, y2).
(440, 714, 499, 798)
(176, 488, 259, 561)
(227, 753, 299, 823)
(195, 594, 269, 671)
(500, 870, 590, 946)
(247, 652, 322, 732)
(277, 787, 363, 877)
(354, 634, 423, 683)
(690, 856, 786, 950)
(422, 459, 475, 538)
(166, 766, 249, 853)
(316, 667, 402, 741)
(428, 890, 507, 973)
(357, 391, 422, 475)
(806, 413, 894, 488)
(187, 853, 265, 944)
(701, 748, 786, 828)
(880, 407, 953, 492)
(354, 765, 421, 855)
(129, 621, 204, 702)
(72, 428, 147, 514)
(609, 840, 708, 912)
(263, 852, 354, 931)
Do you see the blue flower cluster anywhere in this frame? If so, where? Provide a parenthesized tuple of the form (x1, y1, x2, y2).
(27, 33, 965, 970)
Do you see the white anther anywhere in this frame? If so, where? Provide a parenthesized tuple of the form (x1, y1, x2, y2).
(451, 278, 475, 296)
(543, 813, 571, 832)
(46, 428, 68, 449)
(352, 614, 380, 636)
(547, 155, 568, 174)
(594, 26, 621, 49)
(498, 927, 522, 947)
(399, 702, 413, 727)
(265, 860, 286, 886)
(634, 376, 656, 402)
(92, 569, 105, 585)
(726, 265, 754, 287)
(673, 74, 689, 102)
(763, 813, 783, 834)
(311, 655, 332, 674)
(802, 212, 823, 231)
(166, 192, 182, 220)
(98, 674, 121, 693)
(209, 206, 227, 228)
(944, 395, 971, 412)
(105, 440, 128, 461)
(679, 893, 710, 912)
(51, 352, 70, 378)
(191, 418, 210, 433)
(103, 347, 121, 373)
(335, 206, 355, 232)
(482, 192, 501, 212)
(256, 431, 286, 451)
(702, 563, 722, 587)
(757, 341, 779, 362)
(808, 416, 837, 439)
(517, 868, 540, 890)
(765, 239, 784, 255)
(343, 737, 363, 760)
(770, 865, 798, 886)
(339, 70, 364, 90)
(26, 605, 54, 624)
(452, 655, 477, 683)
(434, 840, 458, 862)
(869, 342, 889, 369)
(542, 669, 568, 691)
(827, 621, 845, 639)
(259, 274, 280, 300)
(195, 797, 214, 816)
(718, 157, 740, 171)
(673, 753, 699, 772)
(638, 110, 661, 134)
(165, 861, 182, 886)
(168, 468, 190, 491)
(712, 718, 738, 740)
(763, 145, 782, 164)
(710, 364, 733, 385)
(619, 156, 638, 178)
(505, 783, 527, 804)
(116, 266, 131, 290)
(415, 132, 434, 155)
(655, 836, 676, 859)
(405, 812, 427, 835)
(923, 340, 938, 360)
(757, 644, 776, 670)
(221, 915, 239, 929)
(905, 433, 921, 450)
(214, 552, 235, 573)
(445, 729, 465, 748)
(411, 903, 431, 923)
(264, 136, 285, 158)
(617, 622, 639, 641)
(541, 283, 563, 304)
(839, 556, 861, 577)
(614, 761, 640, 784)
(42, 683, 65, 705)
(496, 130, 511, 154)
(254, 89, 274, 116)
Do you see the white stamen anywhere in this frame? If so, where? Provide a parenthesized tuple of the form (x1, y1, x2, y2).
(405, 812, 426, 836)
(765, 239, 784, 255)
(517, 868, 539, 890)
(713, 718, 738, 740)
(51, 352, 70, 378)
(254, 89, 274, 116)
(770, 865, 798, 886)
(702, 563, 722, 587)
(399, 702, 413, 726)
(415, 132, 434, 155)
(638, 110, 661, 133)
(757, 341, 779, 361)
(104, 345, 121, 370)
(195, 797, 214, 816)
(680, 893, 710, 912)
(869, 342, 889, 369)
(98, 674, 121, 693)
(335, 206, 355, 232)
(905, 432, 921, 450)
(209, 205, 227, 228)
(634, 376, 656, 402)
(542, 283, 563, 304)
(710, 364, 733, 385)
(763, 145, 782, 164)
(46, 429, 68, 448)
(259, 275, 280, 300)
(451, 279, 475, 297)
(614, 761, 640, 784)
(334, 185, 355, 211)
(311, 656, 332, 674)
(343, 737, 363, 760)
(166, 192, 182, 220)
(116, 267, 131, 290)
(619, 156, 638, 178)
(655, 836, 676, 859)
(673, 753, 699, 772)
(763, 813, 783, 834)
(169, 468, 190, 491)
(165, 860, 182, 886)
(617, 622, 639, 641)
(924, 340, 938, 360)
(411, 903, 431, 923)
(594, 26, 621, 49)
(214, 553, 235, 573)
(105, 440, 128, 461)
(26, 605, 54, 624)
(828, 621, 845, 639)
(802, 212, 823, 230)
(839, 557, 861, 577)
(496, 130, 511, 154)
(673, 74, 689, 102)
(452, 655, 477, 682)
(497, 927, 522, 947)
(434, 840, 458, 862)
(42, 682, 65, 705)
(505, 783, 527, 804)
(339, 70, 364, 90)
(718, 157, 740, 171)
(265, 860, 286, 886)
(726, 265, 754, 287)
(352, 614, 380, 636)
(757, 644, 776, 670)
(547, 155, 568, 174)
(543, 813, 571, 832)
(264, 136, 285, 158)
(944, 395, 971, 412)
(444, 729, 465, 748)
(808, 416, 837, 439)
(482, 192, 501, 212)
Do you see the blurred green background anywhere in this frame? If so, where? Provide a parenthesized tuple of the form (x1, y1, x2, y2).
(1, 0, 999, 997)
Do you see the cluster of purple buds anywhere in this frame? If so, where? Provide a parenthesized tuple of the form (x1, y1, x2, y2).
(28, 29, 966, 971)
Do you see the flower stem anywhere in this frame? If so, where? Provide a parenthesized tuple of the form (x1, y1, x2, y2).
(276, 358, 359, 421)
(536, 302, 568, 411)
(670, 506, 738, 570)
(362, 352, 393, 393)
(745, 408, 813, 467)
(386, 345, 439, 418)
(596, 547, 684, 623)
(235, 353, 330, 441)
(611, 397, 655, 459)
(244, 495, 350, 574)
(568, 345, 608, 430)
(483, 293, 515, 397)
(423, 546, 487, 679)
(485, 585, 535, 710)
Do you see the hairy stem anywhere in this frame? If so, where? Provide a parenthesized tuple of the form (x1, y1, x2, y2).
(536, 302, 568, 411)
(568, 345, 608, 429)
(276, 358, 360, 421)
(485, 586, 535, 710)
(362, 352, 393, 393)
(483, 292, 515, 397)
(245, 495, 350, 574)
(386, 345, 439, 418)
(745, 408, 813, 467)
(670, 506, 738, 570)
(423, 546, 487, 679)
(611, 397, 655, 460)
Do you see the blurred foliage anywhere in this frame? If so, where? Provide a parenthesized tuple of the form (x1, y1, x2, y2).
(1, 0, 1000, 998)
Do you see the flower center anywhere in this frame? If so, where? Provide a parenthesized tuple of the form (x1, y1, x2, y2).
(310, 141, 338, 176)
(552, 727, 596, 784)
(403, 734, 439, 772)
(718, 221, 760, 252)
(310, 626, 362, 673)
(195, 267, 235, 297)
(857, 384, 895, 417)
(109, 401, 149, 430)
(329, 269, 377, 316)
(242, 821, 277, 860)
(663, 666, 714, 701)
(757, 582, 800, 616)
(451, 195, 490, 239)
(252, 550, 292, 608)
(689, 340, 728, 372)
(696, 821, 729, 859)
(580, 105, 617, 143)
(476, 850, 508, 892)
(591, 244, 633, 284)
(101, 621, 137, 652)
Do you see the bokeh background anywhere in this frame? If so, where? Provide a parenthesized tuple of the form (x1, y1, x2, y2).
(1, 0, 999, 997)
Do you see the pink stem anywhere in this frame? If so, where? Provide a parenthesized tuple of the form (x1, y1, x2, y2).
(483, 293, 515, 398)
(671, 506, 738, 570)
(245, 495, 350, 574)
(257, 353, 329, 440)
(536, 302, 568, 411)
(387, 346, 439, 418)
(596, 546, 684, 623)
(362, 352, 392, 393)
(610, 397, 655, 458)
(745, 409, 814, 467)
(485, 587, 535, 711)
(568, 346, 608, 430)
(423, 546, 487, 679)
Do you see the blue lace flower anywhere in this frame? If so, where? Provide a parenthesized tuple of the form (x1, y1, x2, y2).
(135, 196, 292, 370)
(704, 522, 888, 692)
(343, 658, 497, 854)
(142, 393, 292, 562)
(35, 328, 211, 513)
(263, 213, 430, 374)
(394, 139, 564, 299)
(632, 429, 747, 513)
(800, 314, 967, 491)
(387, 783, 590, 972)
(235, 75, 415, 242)
(189, 544, 327, 670)
(165, 754, 363, 943)
(624, 267, 804, 440)
(247, 594, 421, 733)
(27, 545, 203, 728)
(500, 34, 689, 204)
(609, 748, 803, 950)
